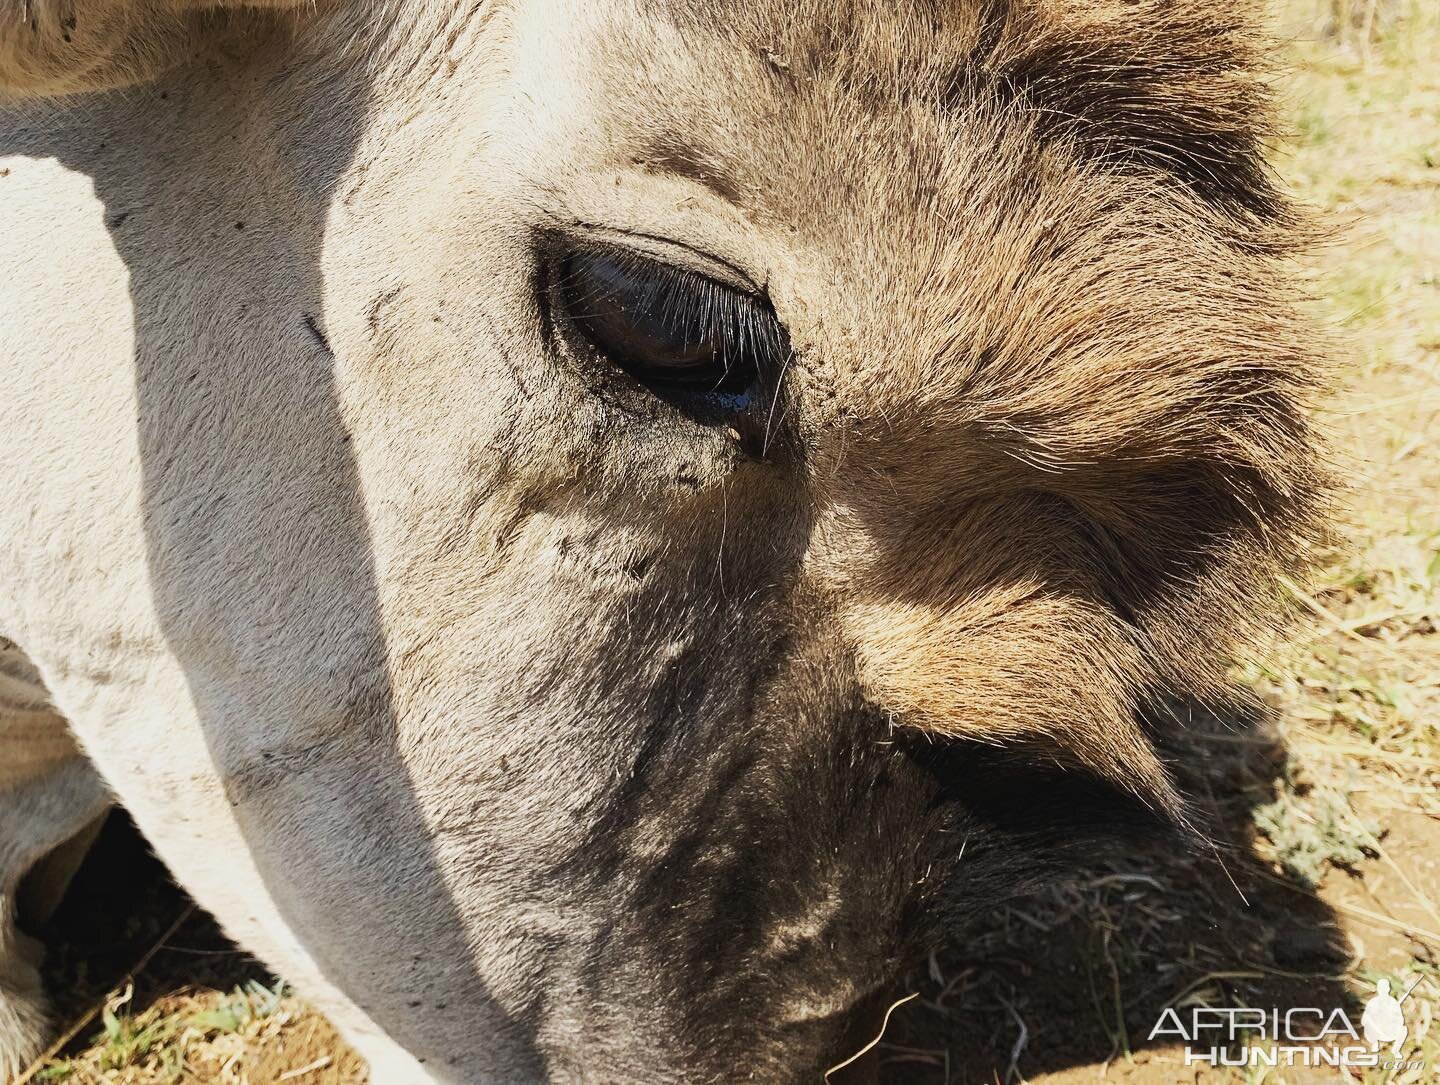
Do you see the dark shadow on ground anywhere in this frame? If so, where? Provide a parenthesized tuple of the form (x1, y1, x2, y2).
(39, 809, 269, 1033)
(883, 696, 1358, 1083)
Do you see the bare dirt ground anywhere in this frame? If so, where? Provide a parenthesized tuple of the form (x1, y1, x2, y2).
(17, 1, 1440, 1082)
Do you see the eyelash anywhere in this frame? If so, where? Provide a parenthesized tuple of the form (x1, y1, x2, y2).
(553, 243, 785, 395)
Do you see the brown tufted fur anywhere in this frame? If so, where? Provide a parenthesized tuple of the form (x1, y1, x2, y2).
(607, 0, 1329, 813)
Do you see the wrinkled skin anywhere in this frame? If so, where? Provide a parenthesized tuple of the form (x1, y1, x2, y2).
(0, 0, 1325, 1081)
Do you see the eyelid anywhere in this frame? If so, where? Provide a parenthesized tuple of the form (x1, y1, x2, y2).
(541, 221, 764, 296)
(562, 246, 770, 356)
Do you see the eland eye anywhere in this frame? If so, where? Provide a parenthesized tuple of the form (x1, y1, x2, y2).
(556, 246, 783, 395)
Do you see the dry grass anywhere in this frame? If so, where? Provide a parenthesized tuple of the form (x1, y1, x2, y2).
(26, 983, 365, 1085)
(24, 0, 1440, 1081)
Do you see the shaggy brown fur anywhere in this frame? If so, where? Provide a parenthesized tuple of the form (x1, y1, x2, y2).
(0, 0, 297, 99)
(601, 0, 1330, 816)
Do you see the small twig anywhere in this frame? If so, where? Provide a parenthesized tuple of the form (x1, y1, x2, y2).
(1360, 0, 1379, 59)
(1338, 605, 1434, 632)
(153, 943, 247, 958)
(1284, 739, 1440, 772)
(1004, 906, 1054, 933)
(824, 993, 918, 1083)
(1082, 874, 1167, 892)
(1396, 975, 1424, 1005)
(1277, 574, 1409, 662)
(1253, 868, 1440, 945)
(1341, 810, 1440, 929)
(279, 1054, 334, 1080)
(996, 995, 1030, 1084)
(1162, 971, 1268, 1009)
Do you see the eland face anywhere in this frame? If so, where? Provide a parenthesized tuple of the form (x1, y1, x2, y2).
(0, 0, 1325, 1081)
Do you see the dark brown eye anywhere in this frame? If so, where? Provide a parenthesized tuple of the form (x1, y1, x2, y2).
(556, 246, 783, 396)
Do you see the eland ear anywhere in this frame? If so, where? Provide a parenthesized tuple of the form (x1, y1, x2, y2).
(1, 0, 298, 101)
